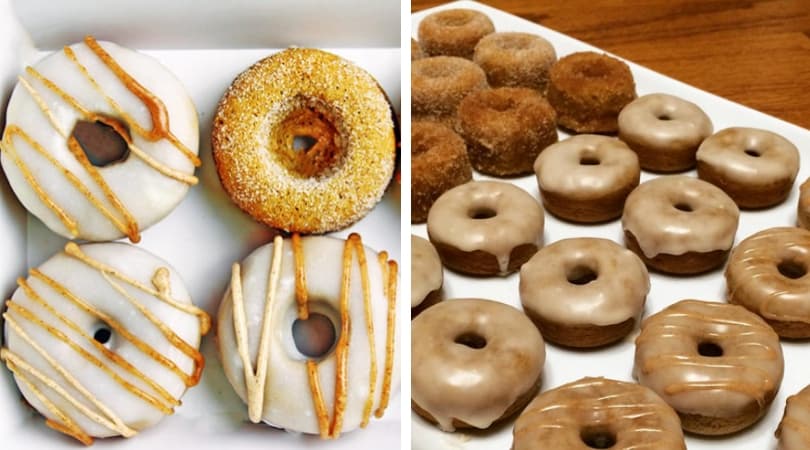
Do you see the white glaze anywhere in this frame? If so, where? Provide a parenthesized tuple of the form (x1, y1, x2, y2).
(411, 235, 442, 308)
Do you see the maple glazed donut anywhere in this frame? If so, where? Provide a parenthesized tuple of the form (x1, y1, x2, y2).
(0, 242, 209, 444)
(1, 36, 200, 243)
(777, 384, 810, 450)
(411, 235, 443, 315)
(634, 300, 784, 435)
(473, 32, 557, 92)
(212, 48, 396, 234)
(216, 234, 399, 438)
(411, 56, 487, 127)
(800, 178, 810, 230)
(411, 298, 545, 431)
(417, 8, 495, 59)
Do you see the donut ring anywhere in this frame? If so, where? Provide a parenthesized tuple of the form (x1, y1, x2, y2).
(411, 235, 443, 315)
(411, 56, 487, 127)
(777, 384, 810, 449)
(800, 178, 810, 230)
(473, 32, 557, 93)
(417, 9, 495, 59)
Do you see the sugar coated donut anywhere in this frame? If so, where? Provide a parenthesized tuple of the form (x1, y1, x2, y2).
(1, 36, 199, 242)
(777, 384, 810, 450)
(417, 9, 495, 59)
(411, 38, 425, 61)
(411, 235, 442, 315)
(0, 242, 209, 444)
(800, 178, 810, 230)
(412, 298, 545, 431)
(412, 56, 487, 127)
(473, 32, 557, 93)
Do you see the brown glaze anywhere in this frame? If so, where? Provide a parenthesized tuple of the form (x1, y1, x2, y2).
(777, 385, 810, 450)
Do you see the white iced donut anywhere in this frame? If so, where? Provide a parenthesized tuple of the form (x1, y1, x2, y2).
(216, 234, 400, 438)
(1, 36, 199, 242)
(0, 242, 209, 444)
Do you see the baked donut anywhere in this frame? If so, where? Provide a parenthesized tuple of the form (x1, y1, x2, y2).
(217, 234, 399, 438)
(212, 48, 396, 234)
(457, 87, 557, 176)
(411, 56, 487, 127)
(534, 134, 639, 223)
(547, 51, 636, 133)
(622, 176, 739, 274)
(618, 93, 713, 172)
(697, 127, 800, 208)
(411, 121, 471, 223)
(411, 298, 545, 431)
(512, 377, 686, 450)
(411, 38, 425, 60)
(0, 242, 209, 444)
(411, 235, 442, 315)
(800, 178, 810, 230)
(473, 32, 557, 93)
(777, 384, 810, 450)
(427, 181, 544, 276)
(1, 36, 199, 243)
(519, 237, 649, 347)
(417, 9, 495, 59)
(725, 227, 810, 338)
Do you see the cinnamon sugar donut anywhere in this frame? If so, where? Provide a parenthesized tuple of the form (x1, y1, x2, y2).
(411, 56, 487, 127)
(777, 384, 810, 450)
(411, 38, 425, 61)
(473, 32, 557, 93)
(417, 9, 495, 59)
(411, 235, 442, 315)
(800, 178, 810, 230)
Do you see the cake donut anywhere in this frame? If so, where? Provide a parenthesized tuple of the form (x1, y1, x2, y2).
(411, 235, 443, 316)
(417, 9, 495, 59)
(411, 56, 487, 127)
(473, 32, 557, 93)
(622, 176, 739, 274)
(1, 36, 199, 242)
(411, 39, 425, 60)
(212, 48, 396, 234)
(697, 127, 800, 208)
(777, 384, 810, 450)
(216, 234, 399, 438)
(427, 181, 544, 276)
(0, 242, 209, 444)
(513, 377, 686, 450)
(534, 135, 640, 223)
(618, 93, 713, 172)
(519, 237, 649, 347)
(800, 178, 810, 230)
(411, 298, 545, 431)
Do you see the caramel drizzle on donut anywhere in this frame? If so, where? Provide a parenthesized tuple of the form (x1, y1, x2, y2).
(375, 251, 397, 419)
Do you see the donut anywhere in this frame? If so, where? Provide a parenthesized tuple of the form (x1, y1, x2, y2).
(411, 235, 443, 316)
(216, 233, 399, 438)
(800, 178, 810, 230)
(411, 298, 545, 431)
(725, 227, 810, 338)
(0, 242, 209, 444)
(417, 9, 495, 59)
(411, 121, 472, 223)
(411, 38, 425, 60)
(547, 51, 636, 133)
(427, 181, 544, 276)
(618, 93, 713, 172)
(512, 377, 686, 450)
(411, 56, 487, 128)
(697, 127, 800, 208)
(777, 384, 810, 450)
(457, 87, 557, 176)
(473, 32, 557, 93)
(622, 176, 739, 274)
(519, 237, 649, 347)
(534, 134, 640, 223)
(634, 300, 784, 435)
(212, 48, 396, 234)
(0, 36, 199, 242)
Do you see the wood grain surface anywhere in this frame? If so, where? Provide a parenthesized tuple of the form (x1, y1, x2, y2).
(412, 0, 810, 130)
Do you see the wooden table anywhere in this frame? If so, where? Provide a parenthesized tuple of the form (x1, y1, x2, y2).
(412, 0, 810, 130)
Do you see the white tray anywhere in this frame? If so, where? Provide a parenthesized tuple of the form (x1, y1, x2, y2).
(411, 2, 810, 449)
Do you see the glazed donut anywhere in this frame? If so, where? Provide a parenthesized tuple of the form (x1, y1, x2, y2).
(0, 242, 209, 444)
(411, 298, 545, 431)
(216, 234, 399, 438)
(622, 176, 739, 274)
(417, 9, 495, 59)
(547, 51, 636, 133)
(634, 300, 784, 435)
(618, 93, 713, 172)
(725, 227, 810, 338)
(800, 178, 810, 230)
(534, 135, 640, 223)
(1, 36, 199, 243)
(513, 377, 686, 450)
(777, 384, 810, 450)
(519, 237, 649, 347)
(411, 235, 443, 315)
(411, 38, 425, 60)
(212, 48, 396, 234)
(697, 127, 800, 208)
(473, 32, 557, 93)
(427, 181, 544, 276)
(412, 56, 487, 127)
(457, 87, 557, 176)
(411, 121, 472, 223)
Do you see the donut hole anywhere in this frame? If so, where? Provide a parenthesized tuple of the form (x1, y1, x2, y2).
(778, 260, 807, 279)
(71, 118, 131, 167)
(566, 265, 598, 285)
(744, 148, 761, 158)
(579, 156, 601, 166)
(275, 97, 345, 178)
(697, 341, 724, 357)
(486, 96, 518, 112)
(575, 61, 611, 79)
(292, 312, 337, 359)
(92, 324, 114, 348)
(656, 114, 672, 121)
(580, 426, 616, 449)
(454, 332, 486, 349)
(673, 202, 693, 213)
(468, 207, 497, 220)
(438, 11, 472, 27)
(293, 135, 318, 152)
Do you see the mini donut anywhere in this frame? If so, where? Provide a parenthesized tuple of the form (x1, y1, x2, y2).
(777, 384, 810, 450)
(634, 300, 784, 435)
(411, 298, 545, 431)
(800, 178, 810, 229)
(513, 377, 686, 450)
(411, 121, 472, 223)
(697, 127, 800, 208)
(547, 51, 636, 133)
(519, 237, 649, 348)
(212, 48, 396, 234)
(534, 135, 639, 223)
(217, 234, 399, 438)
(457, 87, 557, 176)
(725, 227, 810, 338)
(1, 36, 199, 242)
(411, 235, 443, 316)
(622, 176, 739, 274)
(0, 242, 209, 444)
(473, 32, 557, 93)
(411, 38, 425, 60)
(417, 9, 495, 59)
(412, 56, 487, 128)
(618, 93, 713, 172)
(427, 181, 544, 276)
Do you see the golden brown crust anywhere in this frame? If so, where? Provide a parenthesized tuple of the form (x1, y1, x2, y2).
(698, 160, 793, 209)
(524, 310, 635, 348)
(541, 179, 635, 223)
(418, 9, 495, 59)
(431, 241, 538, 276)
(411, 38, 425, 61)
(625, 230, 729, 274)
(412, 56, 487, 127)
